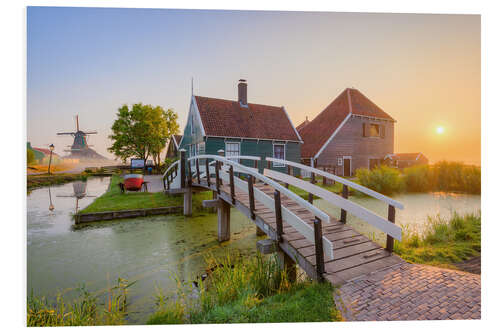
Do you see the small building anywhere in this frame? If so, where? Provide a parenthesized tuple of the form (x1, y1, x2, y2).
(384, 153, 429, 169)
(298, 88, 395, 176)
(166, 135, 183, 159)
(179, 80, 302, 172)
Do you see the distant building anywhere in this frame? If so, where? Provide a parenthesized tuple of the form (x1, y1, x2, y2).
(179, 80, 302, 172)
(385, 153, 429, 169)
(166, 135, 183, 159)
(28, 142, 61, 164)
(298, 88, 395, 176)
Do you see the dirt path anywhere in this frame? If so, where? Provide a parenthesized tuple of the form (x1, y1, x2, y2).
(334, 262, 480, 321)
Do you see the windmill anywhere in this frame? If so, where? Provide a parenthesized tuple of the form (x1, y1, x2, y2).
(57, 115, 107, 160)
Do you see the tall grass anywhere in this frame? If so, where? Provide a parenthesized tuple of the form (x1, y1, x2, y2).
(394, 211, 481, 267)
(27, 278, 135, 327)
(148, 252, 340, 324)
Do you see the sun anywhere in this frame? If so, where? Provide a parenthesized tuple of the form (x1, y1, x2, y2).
(436, 126, 445, 134)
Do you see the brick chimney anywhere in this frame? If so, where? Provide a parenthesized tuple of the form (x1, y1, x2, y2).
(238, 79, 247, 107)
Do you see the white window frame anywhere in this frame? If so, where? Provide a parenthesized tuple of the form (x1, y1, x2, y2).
(225, 142, 241, 161)
(272, 143, 286, 167)
(342, 156, 352, 177)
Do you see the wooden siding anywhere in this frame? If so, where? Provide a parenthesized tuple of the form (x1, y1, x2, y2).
(316, 115, 394, 175)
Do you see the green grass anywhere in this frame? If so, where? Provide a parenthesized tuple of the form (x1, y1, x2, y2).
(147, 252, 341, 324)
(79, 175, 212, 214)
(394, 212, 481, 268)
(27, 173, 89, 192)
(27, 278, 134, 327)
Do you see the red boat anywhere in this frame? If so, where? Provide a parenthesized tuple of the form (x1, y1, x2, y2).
(123, 174, 144, 191)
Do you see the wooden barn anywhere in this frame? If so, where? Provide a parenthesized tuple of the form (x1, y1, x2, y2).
(165, 135, 183, 159)
(179, 80, 302, 172)
(298, 88, 395, 177)
(384, 152, 429, 169)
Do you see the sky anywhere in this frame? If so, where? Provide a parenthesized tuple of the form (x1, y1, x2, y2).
(27, 7, 480, 165)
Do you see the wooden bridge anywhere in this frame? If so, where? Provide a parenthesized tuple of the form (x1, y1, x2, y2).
(163, 150, 405, 285)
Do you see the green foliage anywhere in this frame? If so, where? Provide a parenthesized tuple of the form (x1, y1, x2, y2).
(394, 212, 481, 267)
(356, 165, 404, 195)
(108, 103, 179, 167)
(148, 252, 340, 324)
(27, 278, 134, 326)
(403, 165, 433, 192)
(27, 149, 36, 165)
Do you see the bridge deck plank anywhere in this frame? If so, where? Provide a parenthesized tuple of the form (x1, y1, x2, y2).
(192, 177, 404, 285)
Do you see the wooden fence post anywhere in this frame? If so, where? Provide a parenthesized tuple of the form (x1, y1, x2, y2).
(313, 217, 325, 280)
(248, 175, 255, 219)
(340, 184, 348, 223)
(229, 165, 235, 204)
(196, 159, 200, 184)
(205, 158, 211, 186)
(179, 149, 186, 189)
(386, 205, 396, 252)
(308, 172, 315, 204)
(274, 190, 283, 242)
(215, 161, 221, 194)
(187, 161, 192, 187)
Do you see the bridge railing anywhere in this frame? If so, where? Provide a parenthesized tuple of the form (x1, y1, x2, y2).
(162, 157, 181, 191)
(187, 153, 334, 276)
(264, 157, 403, 252)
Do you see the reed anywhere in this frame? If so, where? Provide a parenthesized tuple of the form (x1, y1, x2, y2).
(355, 165, 404, 195)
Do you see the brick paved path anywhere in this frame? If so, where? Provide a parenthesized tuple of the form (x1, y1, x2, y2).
(334, 262, 481, 321)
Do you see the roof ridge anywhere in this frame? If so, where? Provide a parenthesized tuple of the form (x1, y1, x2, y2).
(195, 95, 282, 110)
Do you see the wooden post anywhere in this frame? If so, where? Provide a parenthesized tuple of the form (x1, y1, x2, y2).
(277, 250, 297, 283)
(196, 159, 201, 184)
(215, 161, 221, 194)
(183, 188, 192, 216)
(254, 159, 258, 171)
(313, 217, 325, 280)
(205, 158, 211, 186)
(274, 190, 283, 242)
(340, 184, 348, 223)
(179, 149, 186, 189)
(187, 161, 192, 187)
(322, 167, 327, 185)
(248, 175, 255, 220)
(285, 165, 290, 189)
(267, 160, 271, 170)
(386, 205, 396, 252)
(217, 199, 231, 242)
(308, 172, 315, 204)
(229, 165, 235, 204)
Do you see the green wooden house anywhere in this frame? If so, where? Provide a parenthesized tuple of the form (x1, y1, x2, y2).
(179, 80, 302, 172)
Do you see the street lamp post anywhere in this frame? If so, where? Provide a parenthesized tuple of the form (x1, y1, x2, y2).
(48, 144, 54, 175)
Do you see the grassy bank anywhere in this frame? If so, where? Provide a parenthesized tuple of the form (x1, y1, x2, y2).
(27, 173, 89, 191)
(27, 278, 134, 326)
(394, 212, 481, 269)
(148, 253, 341, 324)
(79, 175, 211, 214)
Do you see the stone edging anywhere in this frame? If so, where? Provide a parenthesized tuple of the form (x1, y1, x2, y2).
(74, 206, 183, 224)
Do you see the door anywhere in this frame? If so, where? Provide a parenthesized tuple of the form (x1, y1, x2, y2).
(343, 157, 351, 177)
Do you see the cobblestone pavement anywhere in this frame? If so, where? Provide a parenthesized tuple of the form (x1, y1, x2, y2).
(334, 262, 481, 321)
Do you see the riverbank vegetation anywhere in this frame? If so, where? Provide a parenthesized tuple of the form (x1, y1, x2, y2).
(79, 175, 211, 214)
(394, 212, 481, 269)
(148, 253, 341, 324)
(27, 173, 89, 191)
(27, 278, 134, 326)
(355, 161, 481, 195)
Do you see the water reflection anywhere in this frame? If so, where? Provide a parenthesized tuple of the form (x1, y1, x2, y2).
(55, 180, 96, 213)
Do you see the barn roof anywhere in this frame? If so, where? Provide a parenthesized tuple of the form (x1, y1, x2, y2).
(194, 95, 301, 142)
(299, 88, 395, 158)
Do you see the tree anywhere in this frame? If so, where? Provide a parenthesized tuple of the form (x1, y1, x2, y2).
(27, 149, 35, 165)
(108, 103, 179, 168)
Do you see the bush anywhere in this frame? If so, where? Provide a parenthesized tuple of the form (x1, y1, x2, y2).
(355, 165, 404, 195)
(27, 149, 36, 165)
(403, 165, 433, 192)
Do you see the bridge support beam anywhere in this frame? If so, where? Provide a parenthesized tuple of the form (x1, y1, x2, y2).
(183, 188, 192, 216)
(277, 250, 297, 283)
(217, 198, 231, 242)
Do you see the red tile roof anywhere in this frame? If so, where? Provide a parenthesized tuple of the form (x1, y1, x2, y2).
(296, 118, 310, 132)
(194, 96, 300, 141)
(299, 88, 395, 158)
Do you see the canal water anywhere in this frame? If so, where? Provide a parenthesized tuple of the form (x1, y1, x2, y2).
(27, 178, 480, 323)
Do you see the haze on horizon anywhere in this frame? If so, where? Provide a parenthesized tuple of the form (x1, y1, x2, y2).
(27, 7, 480, 165)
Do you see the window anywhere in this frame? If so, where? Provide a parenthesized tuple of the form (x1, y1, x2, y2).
(370, 124, 380, 137)
(273, 144, 285, 167)
(363, 123, 386, 138)
(225, 142, 240, 159)
(197, 142, 205, 155)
